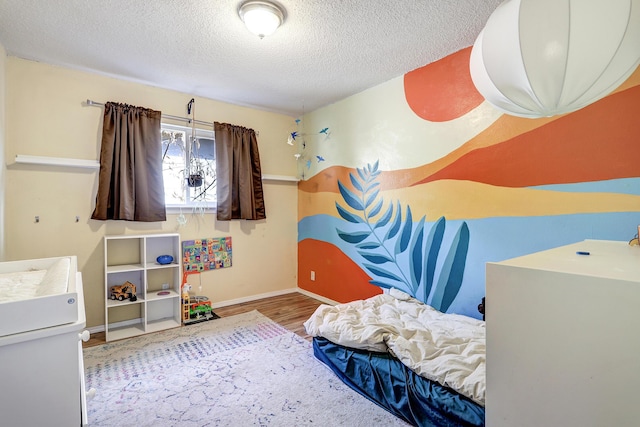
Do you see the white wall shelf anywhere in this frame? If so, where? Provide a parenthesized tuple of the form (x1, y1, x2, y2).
(14, 154, 100, 169)
(14, 156, 299, 182)
(262, 174, 298, 182)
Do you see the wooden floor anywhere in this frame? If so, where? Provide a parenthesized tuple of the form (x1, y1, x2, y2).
(83, 292, 324, 348)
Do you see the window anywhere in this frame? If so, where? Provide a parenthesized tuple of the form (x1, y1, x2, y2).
(161, 123, 216, 209)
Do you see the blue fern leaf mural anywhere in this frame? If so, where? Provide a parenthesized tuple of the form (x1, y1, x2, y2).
(429, 222, 470, 312)
(357, 242, 382, 249)
(365, 190, 380, 208)
(363, 264, 404, 282)
(395, 206, 413, 254)
(334, 161, 471, 312)
(337, 230, 370, 243)
(409, 216, 426, 287)
(357, 167, 367, 183)
(338, 181, 364, 211)
(336, 203, 365, 223)
(364, 181, 380, 193)
(422, 216, 446, 302)
(368, 198, 384, 217)
(369, 160, 380, 175)
(386, 202, 403, 240)
(374, 202, 394, 229)
(359, 253, 394, 264)
(350, 173, 364, 192)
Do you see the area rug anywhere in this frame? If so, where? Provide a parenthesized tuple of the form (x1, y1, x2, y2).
(84, 310, 408, 426)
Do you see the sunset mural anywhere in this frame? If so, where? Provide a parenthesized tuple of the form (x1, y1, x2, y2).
(297, 49, 640, 319)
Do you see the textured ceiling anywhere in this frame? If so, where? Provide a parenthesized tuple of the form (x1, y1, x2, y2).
(0, 0, 502, 117)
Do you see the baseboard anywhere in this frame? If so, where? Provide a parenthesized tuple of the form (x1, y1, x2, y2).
(88, 287, 338, 334)
(87, 325, 106, 334)
(296, 288, 339, 306)
(87, 318, 142, 335)
(210, 288, 299, 309)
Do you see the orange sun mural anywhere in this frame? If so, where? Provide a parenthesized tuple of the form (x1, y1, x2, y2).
(404, 47, 484, 122)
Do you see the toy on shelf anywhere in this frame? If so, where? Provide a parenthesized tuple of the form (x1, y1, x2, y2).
(156, 254, 174, 265)
(110, 281, 137, 302)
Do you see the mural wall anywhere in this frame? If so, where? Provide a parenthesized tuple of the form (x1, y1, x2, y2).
(297, 47, 640, 319)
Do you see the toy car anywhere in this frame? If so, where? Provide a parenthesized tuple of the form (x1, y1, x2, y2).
(110, 281, 137, 302)
(184, 295, 214, 323)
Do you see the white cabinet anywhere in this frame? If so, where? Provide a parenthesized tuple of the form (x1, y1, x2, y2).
(0, 272, 88, 426)
(104, 233, 181, 341)
(486, 240, 640, 427)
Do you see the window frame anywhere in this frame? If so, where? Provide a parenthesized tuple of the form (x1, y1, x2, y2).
(161, 122, 217, 213)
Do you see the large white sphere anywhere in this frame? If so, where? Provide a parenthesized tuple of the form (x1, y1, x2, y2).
(470, 0, 640, 118)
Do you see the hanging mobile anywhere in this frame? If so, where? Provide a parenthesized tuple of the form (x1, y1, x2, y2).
(186, 98, 203, 188)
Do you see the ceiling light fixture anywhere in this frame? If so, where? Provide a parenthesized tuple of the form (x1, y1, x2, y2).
(238, 1, 285, 39)
(469, 0, 640, 118)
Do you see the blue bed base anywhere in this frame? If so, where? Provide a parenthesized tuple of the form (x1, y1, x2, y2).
(313, 337, 485, 427)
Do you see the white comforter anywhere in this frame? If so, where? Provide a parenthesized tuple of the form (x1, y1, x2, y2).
(303, 289, 486, 406)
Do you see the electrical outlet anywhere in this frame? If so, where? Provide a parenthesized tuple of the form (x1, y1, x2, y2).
(162, 283, 169, 290)
(310, 271, 316, 281)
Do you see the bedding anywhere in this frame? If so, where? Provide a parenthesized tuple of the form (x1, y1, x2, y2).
(304, 289, 485, 405)
(304, 289, 485, 426)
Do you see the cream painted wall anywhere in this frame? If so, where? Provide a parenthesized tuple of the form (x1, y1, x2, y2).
(0, 43, 5, 261)
(5, 57, 298, 328)
(299, 76, 501, 178)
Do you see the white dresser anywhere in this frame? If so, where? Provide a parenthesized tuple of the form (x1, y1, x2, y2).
(486, 240, 640, 427)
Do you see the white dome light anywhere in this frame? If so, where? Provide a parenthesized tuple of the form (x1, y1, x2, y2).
(238, 1, 285, 39)
(470, 0, 640, 118)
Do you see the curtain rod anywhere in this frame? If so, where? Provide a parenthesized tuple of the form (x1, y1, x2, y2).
(85, 99, 214, 127)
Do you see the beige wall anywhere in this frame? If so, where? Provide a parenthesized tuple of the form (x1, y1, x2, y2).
(5, 57, 298, 328)
(0, 43, 5, 261)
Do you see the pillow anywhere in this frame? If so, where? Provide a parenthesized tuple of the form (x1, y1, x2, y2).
(35, 258, 70, 296)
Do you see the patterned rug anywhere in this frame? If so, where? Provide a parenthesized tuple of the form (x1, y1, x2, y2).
(84, 310, 408, 426)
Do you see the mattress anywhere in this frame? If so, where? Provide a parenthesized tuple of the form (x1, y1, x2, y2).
(313, 337, 485, 427)
(0, 256, 78, 337)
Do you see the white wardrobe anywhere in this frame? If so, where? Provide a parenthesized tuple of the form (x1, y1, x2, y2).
(486, 240, 640, 427)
